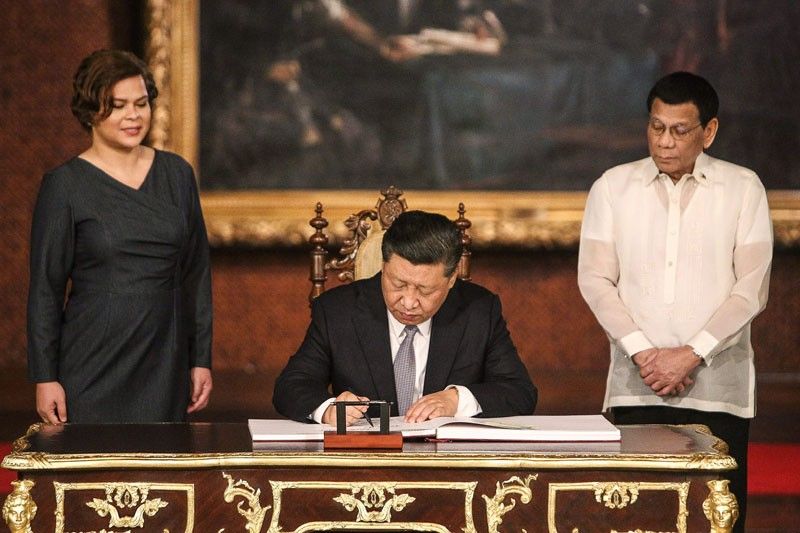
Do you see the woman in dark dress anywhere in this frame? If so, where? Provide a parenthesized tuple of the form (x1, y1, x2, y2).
(27, 50, 213, 424)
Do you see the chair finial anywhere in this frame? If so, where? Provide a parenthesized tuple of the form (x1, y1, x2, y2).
(308, 202, 329, 304)
(455, 203, 472, 281)
(376, 185, 407, 229)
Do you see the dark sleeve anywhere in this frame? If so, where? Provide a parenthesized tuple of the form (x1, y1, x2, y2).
(180, 167, 213, 369)
(273, 298, 336, 422)
(465, 295, 538, 416)
(27, 173, 74, 382)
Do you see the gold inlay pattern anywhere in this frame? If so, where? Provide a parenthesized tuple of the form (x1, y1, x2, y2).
(482, 475, 536, 533)
(53, 482, 194, 533)
(220, 474, 477, 533)
(2, 480, 37, 533)
(269, 479, 478, 533)
(547, 481, 690, 533)
(703, 479, 739, 533)
(333, 484, 416, 522)
(85, 484, 168, 529)
(594, 483, 639, 509)
(222, 472, 271, 533)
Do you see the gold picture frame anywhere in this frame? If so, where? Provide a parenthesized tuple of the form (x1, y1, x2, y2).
(144, 0, 800, 248)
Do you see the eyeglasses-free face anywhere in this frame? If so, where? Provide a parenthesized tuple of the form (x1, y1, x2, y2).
(647, 98, 718, 181)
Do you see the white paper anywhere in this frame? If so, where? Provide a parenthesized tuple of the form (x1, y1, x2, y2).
(248, 419, 326, 441)
(248, 414, 619, 442)
(434, 415, 620, 442)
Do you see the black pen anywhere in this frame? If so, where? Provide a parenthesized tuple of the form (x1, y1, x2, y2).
(332, 400, 392, 427)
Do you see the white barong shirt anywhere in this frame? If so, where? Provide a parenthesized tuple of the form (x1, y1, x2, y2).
(578, 153, 772, 418)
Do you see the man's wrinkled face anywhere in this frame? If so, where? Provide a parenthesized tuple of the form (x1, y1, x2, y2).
(647, 97, 717, 180)
(381, 254, 457, 325)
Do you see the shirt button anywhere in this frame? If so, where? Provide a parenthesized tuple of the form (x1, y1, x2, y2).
(668, 261, 674, 267)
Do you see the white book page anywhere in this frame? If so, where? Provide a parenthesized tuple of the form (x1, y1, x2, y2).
(249, 415, 619, 442)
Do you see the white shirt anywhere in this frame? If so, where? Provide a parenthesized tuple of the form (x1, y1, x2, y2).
(311, 310, 482, 422)
(578, 153, 773, 418)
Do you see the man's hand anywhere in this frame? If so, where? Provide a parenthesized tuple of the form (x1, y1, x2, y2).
(322, 391, 369, 426)
(187, 367, 213, 414)
(631, 347, 659, 368)
(639, 346, 701, 396)
(404, 388, 459, 423)
(36, 381, 67, 424)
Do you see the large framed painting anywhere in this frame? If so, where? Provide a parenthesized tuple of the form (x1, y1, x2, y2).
(145, 0, 800, 248)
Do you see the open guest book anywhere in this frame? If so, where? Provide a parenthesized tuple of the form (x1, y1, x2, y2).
(248, 414, 620, 442)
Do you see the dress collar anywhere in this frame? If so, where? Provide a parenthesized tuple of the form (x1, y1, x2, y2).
(645, 152, 712, 187)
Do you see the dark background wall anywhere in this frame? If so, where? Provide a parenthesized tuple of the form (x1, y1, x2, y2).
(1, 1, 797, 443)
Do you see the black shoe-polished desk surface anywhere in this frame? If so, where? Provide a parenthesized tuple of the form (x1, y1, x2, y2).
(2, 422, 739, 533)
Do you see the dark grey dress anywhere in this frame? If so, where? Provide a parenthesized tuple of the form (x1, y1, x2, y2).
(27, 150, 212, 423)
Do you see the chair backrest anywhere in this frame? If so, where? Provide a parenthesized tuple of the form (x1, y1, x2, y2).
(308, 186, 472, 303)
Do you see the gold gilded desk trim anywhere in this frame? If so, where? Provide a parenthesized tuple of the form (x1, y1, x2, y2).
(2, 424, 736, 472)
(273, 480, 477, 533)
(547, 481, 690, 533)
(53, 481, 195, 533)
(2, 452, 736, 472)
(220, 472, 478, 533)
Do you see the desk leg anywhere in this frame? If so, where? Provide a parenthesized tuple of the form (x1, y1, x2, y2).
(703, 479, 739, 533)
(2, 479, 37, 533)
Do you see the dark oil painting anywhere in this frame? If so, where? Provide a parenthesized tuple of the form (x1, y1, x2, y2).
(199, 0, 800, 191)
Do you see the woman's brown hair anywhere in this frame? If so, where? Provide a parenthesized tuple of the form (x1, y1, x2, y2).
(71, 49, 158, 132)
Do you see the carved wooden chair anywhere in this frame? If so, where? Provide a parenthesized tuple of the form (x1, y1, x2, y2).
(308, 186, 472, 303)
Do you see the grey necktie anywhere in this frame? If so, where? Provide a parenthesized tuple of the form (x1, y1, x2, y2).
(394, 325, 419, 415)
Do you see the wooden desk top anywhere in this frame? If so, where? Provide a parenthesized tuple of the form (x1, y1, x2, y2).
(2, 422, 735, 472)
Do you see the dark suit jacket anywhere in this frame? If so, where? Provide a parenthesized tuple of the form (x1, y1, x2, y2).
(273, 273, 537, 422)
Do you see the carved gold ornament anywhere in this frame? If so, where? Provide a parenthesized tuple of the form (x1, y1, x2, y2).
(268, 479, 477, 533)
(702, 479, 739, 533)
(333, 484, 416, 522)
(85, 484, 168, 529)
(482, 474, 536, 533)
(548, 481, 689, 533)
(54, 482, 194, 533)
(221, 473, 477, 533)
(594, 482, 639, 509)
(144, 0, 171, 150)
(144, 0, 198, 166)
(2, 479, 37, 533)
(11, 425, 42, 454)
(222, 472, 271, 533)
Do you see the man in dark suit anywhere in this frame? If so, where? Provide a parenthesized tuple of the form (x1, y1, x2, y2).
(274, 210, 537, 426)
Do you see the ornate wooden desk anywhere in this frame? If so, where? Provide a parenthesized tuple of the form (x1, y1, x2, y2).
(2, 422, 739, 533)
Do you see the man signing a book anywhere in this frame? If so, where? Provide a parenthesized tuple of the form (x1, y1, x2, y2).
(273, 210, 537, 426)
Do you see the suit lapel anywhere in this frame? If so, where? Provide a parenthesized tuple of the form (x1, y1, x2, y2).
(353, 275, 397, 403)
(423, 282, 464, 395)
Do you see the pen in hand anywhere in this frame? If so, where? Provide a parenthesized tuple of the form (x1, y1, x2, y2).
(330, 399, 391, 428)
